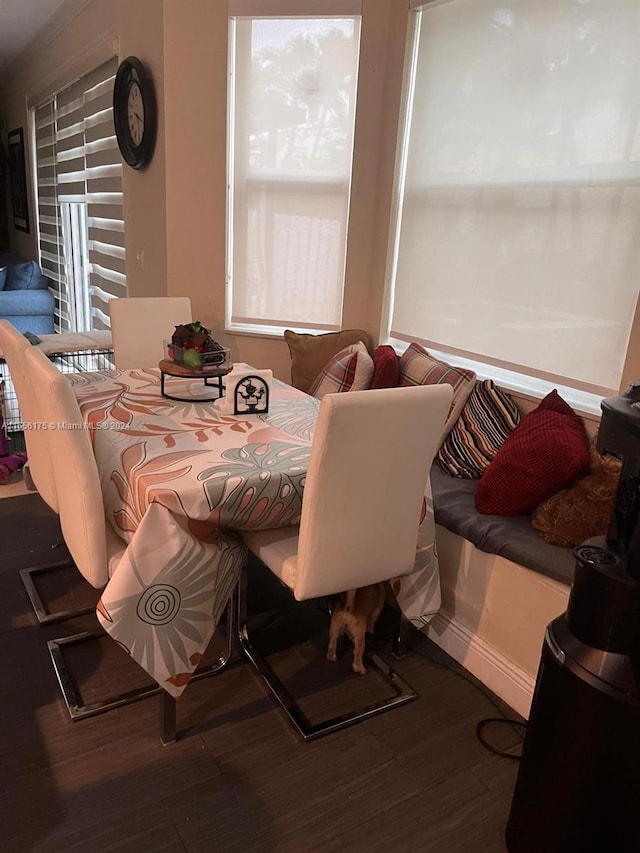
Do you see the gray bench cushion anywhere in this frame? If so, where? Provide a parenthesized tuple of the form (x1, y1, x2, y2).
(431, 466, 575, 586)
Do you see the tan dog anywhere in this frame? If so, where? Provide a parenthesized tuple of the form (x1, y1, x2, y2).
(326, 583, 386, 674)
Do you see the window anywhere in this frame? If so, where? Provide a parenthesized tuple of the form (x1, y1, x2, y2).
(387, 0, 640, 399)
(33, 58, 126, 333)
(227, 6, 361, 334)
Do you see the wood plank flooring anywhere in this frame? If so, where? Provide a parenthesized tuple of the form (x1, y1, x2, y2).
(0, 493, 522, 853)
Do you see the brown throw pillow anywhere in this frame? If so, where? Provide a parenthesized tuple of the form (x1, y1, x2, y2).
(284, 329, 370, 393)
(532, 435, 621, 546)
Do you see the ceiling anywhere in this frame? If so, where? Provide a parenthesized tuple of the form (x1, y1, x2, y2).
(0, 0, 91, 81)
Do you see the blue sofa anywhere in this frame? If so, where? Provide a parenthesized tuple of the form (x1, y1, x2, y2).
(0, 252, 55, 335)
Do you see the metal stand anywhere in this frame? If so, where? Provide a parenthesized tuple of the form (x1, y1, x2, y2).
(160, 371, 225, 402)
(236, 566, 418, 740)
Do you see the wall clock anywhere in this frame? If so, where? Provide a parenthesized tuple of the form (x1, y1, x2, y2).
(113, 56, 157, 170)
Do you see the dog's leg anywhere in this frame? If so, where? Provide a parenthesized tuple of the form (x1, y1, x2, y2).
(326, 617, 342, 662)
(352, 631, 367, 675)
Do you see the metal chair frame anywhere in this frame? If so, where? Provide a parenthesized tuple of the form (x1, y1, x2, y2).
(235, 565, 418, 740)
(49, 589, 239, 745)
(20, 561, 97, 625)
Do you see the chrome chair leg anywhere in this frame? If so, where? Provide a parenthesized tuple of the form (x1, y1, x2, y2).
(160, 693, 177, 746)
(236, 565, 418, 740)
(392, 609, 411, 658)
(158, 586, 240, 744)
(20, 561, 97, 624)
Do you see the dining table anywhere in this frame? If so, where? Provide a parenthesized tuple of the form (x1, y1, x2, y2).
(68, 366, 443, 700)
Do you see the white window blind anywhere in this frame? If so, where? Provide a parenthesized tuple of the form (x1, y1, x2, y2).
(34, 57, 125, 332)
(34, 100, 68, 328)
(389, 0, 640, 396)
(228, 14, 360, 332)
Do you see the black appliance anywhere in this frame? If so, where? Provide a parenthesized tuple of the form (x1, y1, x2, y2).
(505, 382, 640, 853)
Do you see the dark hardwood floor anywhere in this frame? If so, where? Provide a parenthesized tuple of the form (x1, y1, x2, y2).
(1, 493, 523, 853)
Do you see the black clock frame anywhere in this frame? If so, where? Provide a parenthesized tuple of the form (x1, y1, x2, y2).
(113, 56, 157, 170)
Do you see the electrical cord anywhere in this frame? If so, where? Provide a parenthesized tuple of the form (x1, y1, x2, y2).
(408, 637, 526, 760)
(476, 717, 526, 760)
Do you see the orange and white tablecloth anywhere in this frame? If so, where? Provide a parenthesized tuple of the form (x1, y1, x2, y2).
(69, 368, 442, 698)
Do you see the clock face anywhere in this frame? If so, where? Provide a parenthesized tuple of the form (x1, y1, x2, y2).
(114, 57, 156, 170)
(127, 81, 145, 147)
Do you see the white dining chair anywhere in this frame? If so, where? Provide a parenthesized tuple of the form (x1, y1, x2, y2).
(109, 296, 192, 369)
(239, 383, 453, 739)
(0, 320, 94, 623)
(23, 344, 234, 743)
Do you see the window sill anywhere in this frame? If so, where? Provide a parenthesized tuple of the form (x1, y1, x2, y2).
(225, 322, 340, 339)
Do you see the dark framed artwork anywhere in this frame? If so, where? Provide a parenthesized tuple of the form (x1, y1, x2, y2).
(8, 128, 30, 233)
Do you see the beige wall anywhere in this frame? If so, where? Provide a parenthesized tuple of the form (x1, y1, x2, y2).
(0, 0, 410, 383)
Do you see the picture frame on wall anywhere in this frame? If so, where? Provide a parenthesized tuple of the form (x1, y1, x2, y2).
(8, 128, 30, 233)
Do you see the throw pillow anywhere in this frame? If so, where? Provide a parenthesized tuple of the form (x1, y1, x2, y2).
(531, 435, 621, 547)
(308, 342, 374, 399)
(5, 260, 41, 291)
(0, 267, 7, 291)
(369, 345, 400, 389)
(475, 390, 591, 516)
(437, 379, 521, 478)
(398, 342, 476, 438)
(284, 329, 370, 393)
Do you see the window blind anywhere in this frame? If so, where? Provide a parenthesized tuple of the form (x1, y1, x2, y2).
(228, 15, 360, 332)
(34, 57, 125, 332)
(34, 100, 68, 329)
(389, 0, 640, 396)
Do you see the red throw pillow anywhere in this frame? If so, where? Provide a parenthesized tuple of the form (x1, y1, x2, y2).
(475, 390, 591, 516)
(370, 345, 400, 389)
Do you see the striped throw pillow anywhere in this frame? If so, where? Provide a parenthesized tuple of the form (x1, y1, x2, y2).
(399, 343, 476, 439)
(308, 342, 374, 399)
(438, 379, 521, 478)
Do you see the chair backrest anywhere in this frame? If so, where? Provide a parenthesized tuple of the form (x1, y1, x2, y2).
(0, 320, 58, 511)
(109, 297, 192, 369)
(294, 384, 453, 601)
(23, 345, 110, 588)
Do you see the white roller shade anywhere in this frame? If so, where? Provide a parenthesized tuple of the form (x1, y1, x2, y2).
(228, 15, 361, 331)
(390, 0, 640, 396)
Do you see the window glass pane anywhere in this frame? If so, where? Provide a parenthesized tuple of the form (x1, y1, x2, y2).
(391, 0, 640, 395)
(229, 16, 360, 330)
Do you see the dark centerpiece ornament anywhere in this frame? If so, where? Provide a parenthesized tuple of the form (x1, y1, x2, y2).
(167, 321, 229, 372)
(233, 375, 270, 415)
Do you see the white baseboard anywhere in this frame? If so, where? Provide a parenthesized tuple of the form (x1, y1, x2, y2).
(426, 612, 536, 720)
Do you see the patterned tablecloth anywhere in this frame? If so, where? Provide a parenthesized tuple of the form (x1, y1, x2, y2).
(70, 368, 442, 698)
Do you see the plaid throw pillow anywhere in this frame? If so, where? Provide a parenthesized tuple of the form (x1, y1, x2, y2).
(308, 342, 374, 399)
(399, 343, 476, 439)
(438, 379, 521, 478)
